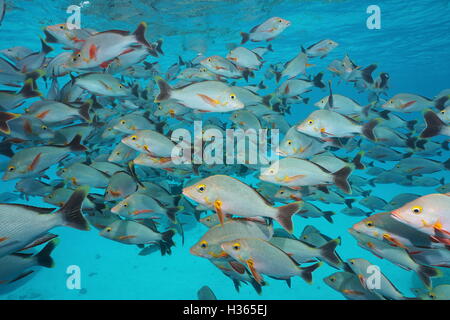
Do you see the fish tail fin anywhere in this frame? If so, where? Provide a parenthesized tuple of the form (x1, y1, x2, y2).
(58, 186, 90, 231)
(267, 44, 274, 52)
(323, 211, 335, 223)
(417, 265, 442, 289)
(352, 151, 365, 170)
(160, 229, 176, 255)
(156, 39, 164, 55)
(319, 238, 343, 268)
(275, 201, 302, 233)
(333, 166, 352, 194)
(273, 70, 282, 83)
(313, 72, 325, 88)
(133, 22, 151, 48)
(20, 79, 41, 99)
(67, 134, 87, 152)
(298, 262, 322, 284)
(240, 32, 250, 44)
(25, 69, 46, 81)
(40, 37, 53, 54)
(36, 238, 59, 268)
(361, 64, 377, 84)
(406, 120, 418, 131)
(78, 99, 92, 122)
(0, 111, 20, 134)
(345, 198, 355, 208)
(362, 102, 375, 117)
(262, 93, 274, 107)
(434, 95, 449, 110)
(361, 119, 379, 141)
(166, 205, 183, 223)
(250, 279, 263, 295)
(420, 110, 444, 138)
(154, 76, 172, 102)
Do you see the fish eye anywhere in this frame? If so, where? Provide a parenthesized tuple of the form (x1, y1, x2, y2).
(307, 119, 314, 125)
(120, 120, 126, 125)
(107, 127, 112, 131)
(329, 276, 336, 282)
(41, 125, 48, 130)
(59, 25, 65, 29)
(365, 221, 374, 227)
(48, 195, 53, 199)
(119, 85, 124, 89)
(7, 166, 15, 172)
(411, 206, 423, 214)
(130, 135, 137, 141)
(286, 140, 292, 145)
(441, 110, 446, 114)
(206, 217, 211, 221)
(207, 58, 212, 62)
(158, 106, 162, 110)
(232, 243, 241, 250)
(200, 240, 208, 248)
(105, 227, 112, 233)
(123, 203, 128, 208)
(328, 41, 333, 44)
(349, 259, 355, 265)
(200, 68, 206, 72)
(277, 19, 282, 23)
(116, 151, 121, 155)
(429, 293, 436, 300)
(230, 94, 236, 100)
(197, 184, 206, 193)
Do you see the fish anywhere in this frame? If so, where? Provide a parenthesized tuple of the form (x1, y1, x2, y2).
(259, 157, 352, 194)
(391, 193, 450, 243)
(269, 236, 343, 268)
(346, 258, 414, 300)
(349, 229, 441, 288)
(197, 285, 217, 300)
(74, 73, 131, 97)
(201, 55, 251, 80)
(227, 46, 264, 71)
(155, 78, 244, 113)
(0, 79, 41, 110)
(182, 175, 301, 233)
(0, 186, 89, 258)
(111, 192, 180, 222)
(413, 285, 450, 300)
(65, 22, 152, 69)
(99, 220, 175, 255)
(121, 129, 175, 158)
(221, 238, 321, 285)
(0, 239, 59, 285)
(304, 40, 338, 59)
(323, 271, 384, 300)
(296, 109, 378, 141)
(240, 17, 290, 44)
(190, 219, 273, 260)
(420, 109, 450, 138)
(2, 135, 86, 181)
(0, 0, 5, 27)
(382, 93, 434, 113)
(273, 48, 312, 83)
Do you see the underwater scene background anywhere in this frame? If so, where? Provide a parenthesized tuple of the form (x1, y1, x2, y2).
(0, 0, 449, 300)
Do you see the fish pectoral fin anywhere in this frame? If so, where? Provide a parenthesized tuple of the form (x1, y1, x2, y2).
(132, 209, 154, 216)
(399, 100, 416, 109)
(342, 289, 365, 296)
(382, 234, 407, 249)
(197, 94, 220, 107)
(0, 237, 8, 242)
(117, 235, 136, 240)
(214, 200, 225, 226)
(229, 261, 246, 274)
(28, 152, 42, 172)
(284, 175, 305, 183)
(246, 259, 264, 285)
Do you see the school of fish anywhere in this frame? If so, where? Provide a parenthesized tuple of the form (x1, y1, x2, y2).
(0, 9, 449, 300)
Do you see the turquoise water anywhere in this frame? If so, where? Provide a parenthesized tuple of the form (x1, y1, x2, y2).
(0, 0, 449, 300)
